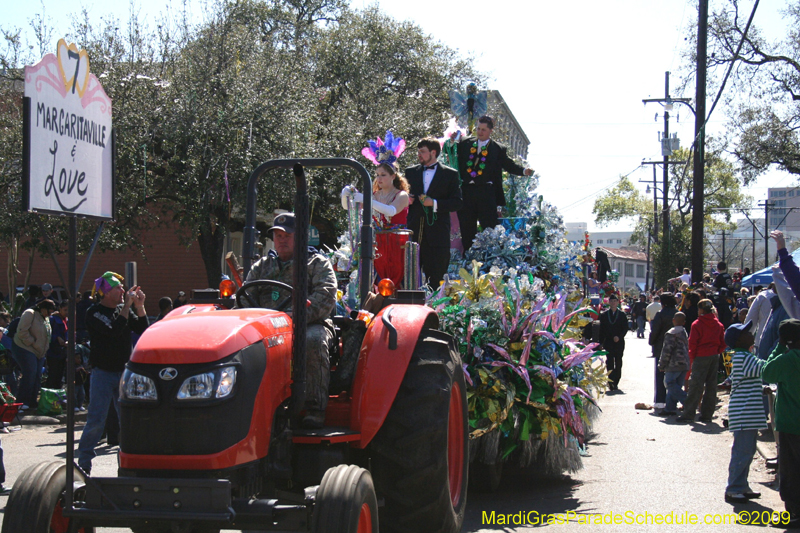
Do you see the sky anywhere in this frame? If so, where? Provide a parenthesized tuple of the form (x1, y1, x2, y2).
(3, 0, 793, 233)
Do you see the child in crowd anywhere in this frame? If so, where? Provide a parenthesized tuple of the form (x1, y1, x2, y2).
(678, 299, 727, 423)
(762, 319, 800, 527)
(658, 312, 689, 416)
(723, 320, 766, 504)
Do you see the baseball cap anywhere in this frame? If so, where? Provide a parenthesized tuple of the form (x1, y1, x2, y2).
(725, 320, 753, 349)
(268, 213, 296, 237)
(779, 318, 800, 345)
(42, 283, 53, 291)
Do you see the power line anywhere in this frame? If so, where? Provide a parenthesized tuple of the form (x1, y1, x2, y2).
(558, 164, 644, 212)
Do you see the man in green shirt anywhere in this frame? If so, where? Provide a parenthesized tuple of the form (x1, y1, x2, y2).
(763, 318, 800, 527)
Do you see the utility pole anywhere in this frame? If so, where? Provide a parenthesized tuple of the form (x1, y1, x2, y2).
(643, 74, 691, 287)
(651, 165, 658, 242)
(640, 161, 687, 236)
(692, 0, 709, 284)
(639, 163, 662, 243)
(663, 72, 671, 253)
(752, 220, 756, 271)
(761, 200, 774, 266)
(721, 229, 726, 262)
(645, 224, 652, 291)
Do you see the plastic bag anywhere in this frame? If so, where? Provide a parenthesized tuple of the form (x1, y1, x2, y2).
(37, 388, 67, 416)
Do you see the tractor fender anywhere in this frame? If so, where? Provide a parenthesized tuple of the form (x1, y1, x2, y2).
(349, 304, 439, 448)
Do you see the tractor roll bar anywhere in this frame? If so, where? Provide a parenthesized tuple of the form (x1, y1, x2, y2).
(242, 158, 373, 308)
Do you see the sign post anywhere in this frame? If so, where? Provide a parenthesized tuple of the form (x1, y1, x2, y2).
(23, 38, 114, 517)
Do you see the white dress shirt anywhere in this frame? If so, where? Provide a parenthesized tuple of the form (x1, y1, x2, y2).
(422, 165, 438, 212)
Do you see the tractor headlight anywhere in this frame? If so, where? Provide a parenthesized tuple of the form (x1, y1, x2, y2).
(121, 369, 158, 401)
(177, 372, 215, 400)
(216, 366, 237, 398)
(176, 366, 238, 400)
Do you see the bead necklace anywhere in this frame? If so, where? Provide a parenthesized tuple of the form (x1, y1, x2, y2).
(466, 141, 488, 178)
(607, 308, 620, 324)
(374, 188, 395, 205)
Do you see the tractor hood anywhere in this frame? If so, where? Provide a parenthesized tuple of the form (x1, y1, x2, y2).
(131, 306, 292, 365)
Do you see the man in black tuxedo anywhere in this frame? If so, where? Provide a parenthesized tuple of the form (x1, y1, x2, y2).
(406, 137, 463, 289)
(455, 115, 533, 252)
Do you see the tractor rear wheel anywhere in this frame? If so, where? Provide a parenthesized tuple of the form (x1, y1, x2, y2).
(311, 464, 378, 533)
(370, 329, 468, 533)
(1, 461, 93, 533)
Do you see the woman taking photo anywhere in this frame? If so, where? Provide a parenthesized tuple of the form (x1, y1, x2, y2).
(11, 299, 56, 410)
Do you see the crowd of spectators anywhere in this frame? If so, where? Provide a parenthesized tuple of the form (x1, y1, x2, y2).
(616, 233, 799, 524)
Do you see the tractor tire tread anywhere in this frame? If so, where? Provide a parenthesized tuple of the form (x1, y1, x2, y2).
(370, 329, 467, 533)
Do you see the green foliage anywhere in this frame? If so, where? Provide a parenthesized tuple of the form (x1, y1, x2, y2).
(592, 141, 750, 287)
(0, 0, 483, 288)
(592, 177, 651, 232)
(692, 0, 800, 183)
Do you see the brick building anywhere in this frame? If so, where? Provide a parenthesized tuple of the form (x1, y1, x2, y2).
(0, 221, 210, 305)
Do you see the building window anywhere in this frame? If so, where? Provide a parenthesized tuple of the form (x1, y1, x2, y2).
(637, 264, 645, 277)
(617, 239, 622, 244)
(773, 190, 787, 197)
(777, 200, 786, 207)
(625, 264, 634, 276)
(597, 239, 603, 244)
(790, 190, 795, 197)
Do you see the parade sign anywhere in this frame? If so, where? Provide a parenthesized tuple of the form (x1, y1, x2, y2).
(24, 39, 113, 219)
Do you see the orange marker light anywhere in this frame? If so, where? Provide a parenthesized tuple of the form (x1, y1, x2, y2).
(356, 310, 374, 325)
(378, 278, 395, 297)
(219, 279, 236, 298)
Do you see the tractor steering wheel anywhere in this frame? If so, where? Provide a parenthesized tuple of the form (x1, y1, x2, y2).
(236, 279, 294, 311)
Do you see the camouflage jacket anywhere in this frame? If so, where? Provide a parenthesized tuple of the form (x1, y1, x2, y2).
(245, 248, 337, 326)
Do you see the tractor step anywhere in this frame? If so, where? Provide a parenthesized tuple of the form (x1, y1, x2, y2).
(292, 427, 361, 444)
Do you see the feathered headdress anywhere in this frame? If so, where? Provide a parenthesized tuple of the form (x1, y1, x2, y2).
(361, 130, 406, 167)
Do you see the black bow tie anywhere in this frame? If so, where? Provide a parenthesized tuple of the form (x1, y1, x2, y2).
(424, 164, 438, 171)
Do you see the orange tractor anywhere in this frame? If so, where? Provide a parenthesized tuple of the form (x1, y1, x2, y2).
(2, 160, 468, 533)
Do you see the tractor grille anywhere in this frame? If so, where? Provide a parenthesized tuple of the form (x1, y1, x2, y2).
(120, 342, 266, 456)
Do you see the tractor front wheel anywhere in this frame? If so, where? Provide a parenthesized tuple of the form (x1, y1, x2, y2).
(370, 329, 468, 533)
(1, 461, 93, 533)
(312, 464, 378, 533)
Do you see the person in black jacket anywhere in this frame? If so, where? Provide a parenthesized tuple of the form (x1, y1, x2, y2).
(77, 272, 148, 474)
(454, 116, 533, 252)
(406, 138, 463, 289)
(649, 292, 678, 408)
(599, 294, 629, 391)
(631, 294, 649, 339)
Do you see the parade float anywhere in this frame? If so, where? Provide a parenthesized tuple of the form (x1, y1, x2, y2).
(330, 88, 611, 489)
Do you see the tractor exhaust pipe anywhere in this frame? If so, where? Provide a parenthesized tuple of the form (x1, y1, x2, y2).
(290, 163, 309, 416)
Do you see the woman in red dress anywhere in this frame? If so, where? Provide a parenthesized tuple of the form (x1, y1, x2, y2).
(342, 163, 410, 286)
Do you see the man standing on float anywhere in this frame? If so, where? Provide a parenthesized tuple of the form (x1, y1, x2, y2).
(455, 115, 534, 252)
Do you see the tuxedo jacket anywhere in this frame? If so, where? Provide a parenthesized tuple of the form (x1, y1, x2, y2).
(405, 163, 463, 248)
(456, 136, 526, 206)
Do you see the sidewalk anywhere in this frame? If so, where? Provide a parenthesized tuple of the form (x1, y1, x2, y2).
(464, 334, 787, 531)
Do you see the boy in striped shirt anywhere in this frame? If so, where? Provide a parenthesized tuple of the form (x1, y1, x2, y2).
(723, 320, 767, 504)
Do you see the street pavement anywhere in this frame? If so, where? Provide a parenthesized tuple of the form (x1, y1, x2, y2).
(0, 332, 791, 531)
(462, 332, 788, 532)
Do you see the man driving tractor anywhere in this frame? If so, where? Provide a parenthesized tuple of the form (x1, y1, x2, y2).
(243, 212, 338, 429)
